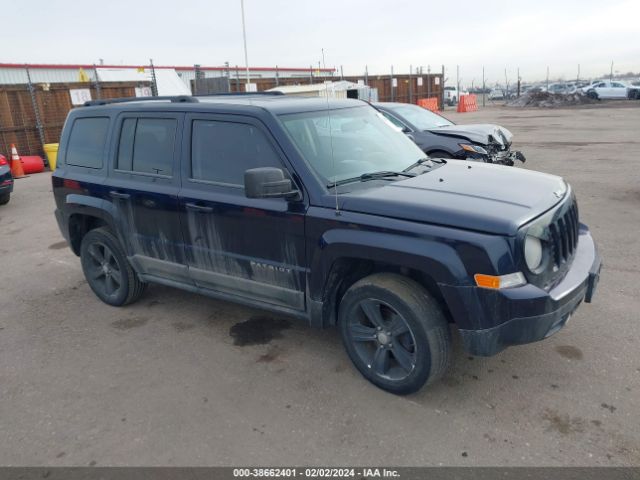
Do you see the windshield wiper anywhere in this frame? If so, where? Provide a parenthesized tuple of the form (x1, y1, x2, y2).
(327, 170, 415, 189)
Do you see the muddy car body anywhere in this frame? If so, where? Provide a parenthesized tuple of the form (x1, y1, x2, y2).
(52, 95, 601, 394)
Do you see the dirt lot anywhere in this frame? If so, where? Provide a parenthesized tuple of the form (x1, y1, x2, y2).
(0, 103, 639, 467)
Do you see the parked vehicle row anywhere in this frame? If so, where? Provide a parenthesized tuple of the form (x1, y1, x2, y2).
(582, 80, 631, 99)
(52, 94, 601, 394)
(486, 79, 640, 100)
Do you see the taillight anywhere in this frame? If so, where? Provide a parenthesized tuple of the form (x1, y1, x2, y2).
(0, 156, 7, 166)
(62, 179, 82, 190)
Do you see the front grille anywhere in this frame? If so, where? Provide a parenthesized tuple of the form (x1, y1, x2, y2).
(548, 200, 579, 267)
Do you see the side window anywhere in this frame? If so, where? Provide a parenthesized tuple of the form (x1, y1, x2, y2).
(66, 117, 109, 168)
(117, 118, 177, 176)
(191, 120, 283, 186)
(381, 112, 406, 129)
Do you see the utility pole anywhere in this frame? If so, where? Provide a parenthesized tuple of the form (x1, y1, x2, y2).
(577, 64, 580, 83)
(409, 64, 413, 103)
(240, 0, 250, 87)
(610, 61, 614, 80)
(149, 58, 158, 96)
(93, 63, 102, 99)
(224, 61, 231, 92)
(390, 65, 395, 102)
(482, 66, 485, 107)
(340, 65, 344, 80)
(517, 67, 521, 97)
(275, 65, 279, 87)
(504, 68, 508, 97)
(456, 64, 460, 101)
(365, 65, 368, 86)
(546, 66, 549, 91)
(440, 64, 444, 111)
(25, 65, 45, 150)
(427, 64, 431, 98)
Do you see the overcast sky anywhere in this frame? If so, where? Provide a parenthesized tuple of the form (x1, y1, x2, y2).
(4, 0, 639, 85)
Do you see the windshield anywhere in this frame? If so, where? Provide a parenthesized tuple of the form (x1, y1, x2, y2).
(279, 106, 425, 185)
(385, 104, 453, 130)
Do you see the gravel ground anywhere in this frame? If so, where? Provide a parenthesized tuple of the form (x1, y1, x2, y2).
(0, 103, 638, 467)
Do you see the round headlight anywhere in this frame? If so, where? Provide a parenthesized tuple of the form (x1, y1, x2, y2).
(524, 235, 543, 271)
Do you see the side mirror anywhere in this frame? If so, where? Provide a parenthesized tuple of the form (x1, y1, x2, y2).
(402, 126, 412, 134)
(244, 167, 300, 200)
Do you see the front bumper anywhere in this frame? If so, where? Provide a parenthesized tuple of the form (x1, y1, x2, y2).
(492, 149, 526, 165)
(461, 148, 526, 166)
(439, 224, 601, 356)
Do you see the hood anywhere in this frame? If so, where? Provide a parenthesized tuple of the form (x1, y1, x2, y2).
(427, 124, 513, 147)
(339, 161, 567, 235)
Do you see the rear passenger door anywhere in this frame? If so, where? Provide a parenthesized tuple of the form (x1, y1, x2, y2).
(108, 112, 189, 283)
(178, 113, 307, 311)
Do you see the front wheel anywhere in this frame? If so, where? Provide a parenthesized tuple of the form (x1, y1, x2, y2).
(338, 273, 451, 394)
(0, 193, 10, 205)
(80, 227, 146, 306)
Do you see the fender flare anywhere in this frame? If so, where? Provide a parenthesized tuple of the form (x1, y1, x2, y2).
(309, 228, 469, 302)
(64, 194, 121, 251)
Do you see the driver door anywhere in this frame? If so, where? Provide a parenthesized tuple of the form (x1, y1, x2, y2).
(178, 114, 307, 311)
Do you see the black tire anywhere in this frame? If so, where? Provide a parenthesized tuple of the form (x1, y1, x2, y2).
(587, 90, 599, 100)
(80, 227, 146, 306)
(338, 273, 451, 395)
(428, 150, 454, 160)
(0, 193, 9, 205)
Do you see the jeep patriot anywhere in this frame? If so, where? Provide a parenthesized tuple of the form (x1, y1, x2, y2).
(52, 94, 601, 394)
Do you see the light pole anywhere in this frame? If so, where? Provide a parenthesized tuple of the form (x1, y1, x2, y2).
(240, 0, 250, 87)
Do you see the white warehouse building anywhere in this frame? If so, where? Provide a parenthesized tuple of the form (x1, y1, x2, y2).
(0, 63, 336, 91)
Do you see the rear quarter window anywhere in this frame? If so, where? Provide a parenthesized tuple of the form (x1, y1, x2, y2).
(66, 117, 109, 169)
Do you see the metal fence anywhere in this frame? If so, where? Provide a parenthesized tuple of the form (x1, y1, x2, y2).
(0, 81, 149, 160)
(0, 64, 445, 163)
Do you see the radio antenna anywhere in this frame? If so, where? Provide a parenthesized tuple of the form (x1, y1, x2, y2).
(323, 53, 340, 216)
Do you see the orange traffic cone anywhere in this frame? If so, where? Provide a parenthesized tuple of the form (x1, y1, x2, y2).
(9, 144, 26, 178)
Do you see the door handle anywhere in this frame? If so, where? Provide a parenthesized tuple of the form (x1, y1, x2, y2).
(186, 202, 213, 213)
(109, 191, 130, 200)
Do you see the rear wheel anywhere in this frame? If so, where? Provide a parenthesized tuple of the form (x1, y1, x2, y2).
(80, 227, 146, 306)
(0, 193, 9, 205)
(338, 273, 451, 394)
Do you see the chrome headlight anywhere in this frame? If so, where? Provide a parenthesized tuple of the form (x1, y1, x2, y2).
(522, 210, 555, 274)
(459, 144, 488, 155)
(524, 235, 543, 271)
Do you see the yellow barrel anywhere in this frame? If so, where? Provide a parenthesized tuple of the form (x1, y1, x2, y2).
(43, 143, 59, 170)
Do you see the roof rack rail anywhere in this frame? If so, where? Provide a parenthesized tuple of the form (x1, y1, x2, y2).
(83, 95, 198, 107)
(194, 91, 285, 97)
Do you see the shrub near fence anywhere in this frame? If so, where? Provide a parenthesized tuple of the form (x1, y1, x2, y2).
(0, 81, 150, 159)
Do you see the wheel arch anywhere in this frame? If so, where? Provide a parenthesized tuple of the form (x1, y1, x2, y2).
(310, 231, 467, 328)
(65, 195, 119, 255)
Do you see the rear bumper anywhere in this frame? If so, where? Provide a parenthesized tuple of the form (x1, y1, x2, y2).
(54, 208, 70, 243)
(440, 225, 601, 356)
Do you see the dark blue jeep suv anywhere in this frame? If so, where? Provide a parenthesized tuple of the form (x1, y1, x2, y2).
(52, 94, 601, 394)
